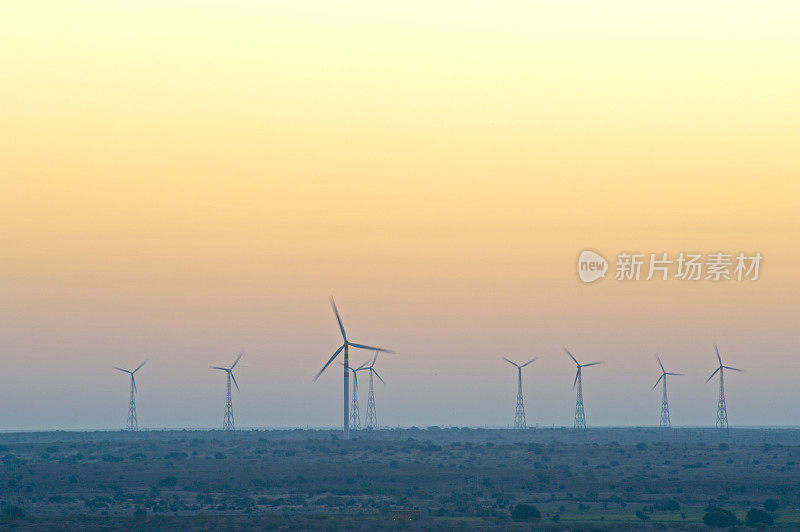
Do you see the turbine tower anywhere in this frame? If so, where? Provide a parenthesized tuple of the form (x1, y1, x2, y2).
(502, 357, 537, 429)
(705, 343, 743, 429)
(341, 361, 369, 431)
(114, 360, 147, 431)
(364, 351, 385, 430)
(564, 348, 602, 429)
(314, 297, 393, 440)
(210, 352, 243, 431)
(652, 356, 683, 428)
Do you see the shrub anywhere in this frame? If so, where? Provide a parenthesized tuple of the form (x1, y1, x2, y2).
(746, 508, 774, 527)
(510, 503, 541, 521)
(703, 506, 737, 527)
(763, 499, 778, 512)
(159, 476, 177, 488)
(2, 504, 25, 519)
(655, 499, 680, 512)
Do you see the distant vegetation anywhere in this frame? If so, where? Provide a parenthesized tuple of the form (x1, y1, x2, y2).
(0, 427, 798, 530)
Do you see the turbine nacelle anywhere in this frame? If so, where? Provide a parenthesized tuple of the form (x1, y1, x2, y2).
(114, 360, 147, 393)
(705, 344, 744, 384)
(652, 355, 683, 389)
(211, 352, 244, 392)
(313, 298, 394, 382)
(564, 348, 602, 389)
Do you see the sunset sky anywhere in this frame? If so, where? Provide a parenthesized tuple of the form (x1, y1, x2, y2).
(1, 1, 798, 430)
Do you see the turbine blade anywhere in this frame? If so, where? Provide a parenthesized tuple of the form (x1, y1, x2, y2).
(210, 366, 227, 371)
(705, 366, 720, 384)
(231, 352, 243, 369)
(114, 367, 130, 374)
(329, 296, 347, 341)
(723, 366, 744, 372)
(564, 348, 579, 366)
(356, 360, 370, 370)
(231, 372, 240, 392)
(313, 344, 345, 382)
(652, 373, 664, 390)
(521, 357, 537, 367)
(582, 361, 603, 367)
(656, 356, 665, 373)
(572, 369, 579, 389)
(667, 372, 684, 376)
(372, 368, 385, 384)
(348, 342, 394, 354)
(133, 359, 147, 373)
(714, 343, 722, 365)
(371, 351, 378, 366)
(502, 357, 519, 367)
(131, 375, 137, 393)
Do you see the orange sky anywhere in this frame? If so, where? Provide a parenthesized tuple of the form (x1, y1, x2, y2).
(1, 1, 798, 429)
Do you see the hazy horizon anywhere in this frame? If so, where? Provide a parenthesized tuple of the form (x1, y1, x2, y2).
(2, 1, 798, 431)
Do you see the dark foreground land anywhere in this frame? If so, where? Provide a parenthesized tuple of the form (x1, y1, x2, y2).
(1, 427, 798, 530)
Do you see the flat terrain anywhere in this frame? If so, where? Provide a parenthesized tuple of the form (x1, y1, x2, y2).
(0, 428, 798, 530)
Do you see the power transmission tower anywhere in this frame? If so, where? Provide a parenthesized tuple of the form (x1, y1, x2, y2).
(365, 370, 377, 429)
(574, 369, 586, 429)
(126, 375, 138, 430)
(715, 370, 728, 429)
(659, 378, 671, 428)
(514, 371, 526, 429)
(223, 372, 235, 430)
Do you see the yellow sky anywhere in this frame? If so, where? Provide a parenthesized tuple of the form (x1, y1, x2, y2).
(0, 1, 798, 428)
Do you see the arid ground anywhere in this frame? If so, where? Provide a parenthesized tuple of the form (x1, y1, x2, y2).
(0, 428, 798, 530)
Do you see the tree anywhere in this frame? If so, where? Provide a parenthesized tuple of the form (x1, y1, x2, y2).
(2, 504, 25, 519)
(703, 507, 737, 527)
(746, 508, 774, 527)
(510, 504, 541, 521)
(763, 499, 778, 512)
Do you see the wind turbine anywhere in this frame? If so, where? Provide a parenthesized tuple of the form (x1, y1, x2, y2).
(705, 343, 743, 429)
(363, 351, 386, 430)
(114, 360, 147, 430)
(652, 356, 683, 428)
(314, 297, 393, 439)
(340, 360, 370, 431)
(210, 352, 243, 431)
(502, 357, 537, 429)
(564, 348, 602, 428)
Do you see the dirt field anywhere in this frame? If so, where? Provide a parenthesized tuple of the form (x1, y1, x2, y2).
(0, 428, 797, 530)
